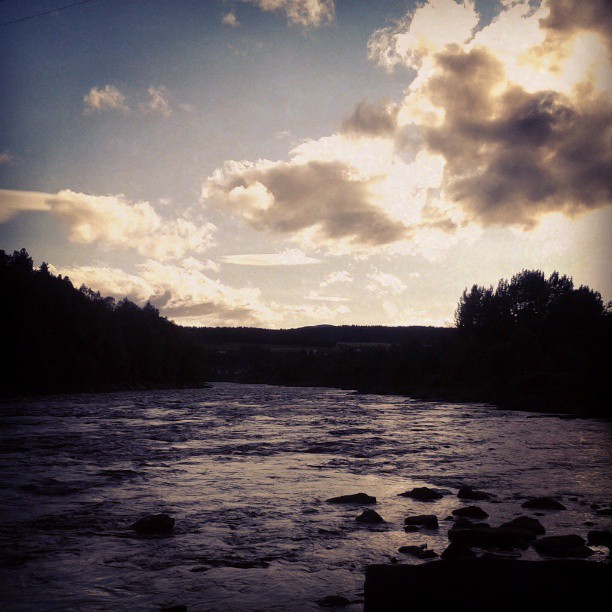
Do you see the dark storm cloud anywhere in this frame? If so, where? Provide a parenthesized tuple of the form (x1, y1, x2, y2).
(541, 0, 612, 49)
(340, 99, 400, 137)
(208, 159, 407, 246)
(422, 46, 612, 227)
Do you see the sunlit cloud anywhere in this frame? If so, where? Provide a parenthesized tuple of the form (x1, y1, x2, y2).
(305, 290, 350, 302)
(320, 269, 353, 287)
(222, 12, 239, 27)
(220, 248, 321, 266)
(83, 85, 129, 115)
(145, 86, 172, 116)
(0, 189, 216, 261)
(241, 0, 335, 28)
(366, 270, 408, 295)
(0, 189, 51, 222)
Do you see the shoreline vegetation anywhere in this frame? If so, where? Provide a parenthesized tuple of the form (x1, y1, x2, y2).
(2, 248, 609, 418)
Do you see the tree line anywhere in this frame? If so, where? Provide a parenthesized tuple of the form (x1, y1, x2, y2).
(0, 249, 206, 395)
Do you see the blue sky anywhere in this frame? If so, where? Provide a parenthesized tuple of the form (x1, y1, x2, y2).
(1, 0, 610, 327)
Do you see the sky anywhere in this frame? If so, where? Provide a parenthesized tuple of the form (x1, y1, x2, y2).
(1, 0, 610, 328)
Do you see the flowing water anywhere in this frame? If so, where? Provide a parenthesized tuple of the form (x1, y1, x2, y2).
(1, 383, 610, 611)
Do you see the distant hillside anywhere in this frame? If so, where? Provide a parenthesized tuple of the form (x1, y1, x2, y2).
(185, 324, 454, 350)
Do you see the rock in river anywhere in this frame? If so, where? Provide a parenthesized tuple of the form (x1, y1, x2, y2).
(356, 509, 385, 524)
(131, 514, 175, 535)
(327, 493, 377, 504)
(364, 559, 611, 611)
(398, 487, 444, 502)
(404, 515, 438, 529)
(587, 530, 612, 547)
(452, 506, 489, 519)
(499, 516, 545, 538)
(317, 594, 351, 607)
(457, 486, 493, 501)
(532, 535, 594, 558)
(448, 526, 530, 550)
(521, 497, 567, 510)
(441, 542, 477, 560)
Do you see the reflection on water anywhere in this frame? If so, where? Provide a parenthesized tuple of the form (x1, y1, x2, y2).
(0, 383, 610, 610)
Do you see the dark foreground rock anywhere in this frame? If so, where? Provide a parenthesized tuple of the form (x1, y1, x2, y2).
(588, 530, 612, 547)
(532, 535, 594, 558)
(404, 514, 438, 529)
(398, 487, 443, 501)
(452, 506, 489, 519)
(131, 514, 175, 535)
(457, 486, 493, 500)
(326, 493, 377, 504)
(441, 542, 476, 560)
(317, 595, 351, 607)
(499, 516, 545, 537)
(521, 497, 567, 510)
(364, 559, 610, 611)
(356, 509, 385, 524)
(448, 526, 530, 550)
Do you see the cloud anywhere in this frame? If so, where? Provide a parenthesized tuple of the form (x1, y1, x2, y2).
(0, 150, 13, 165)
(145, 86, 172, 116)
(0, 189, 51, 222)
(83, 84, 174, 117)
(220, 248, 320, 266)
(54, 258, 274, 327)
(320, 269, 353, 287)
(305, 290, 350, 302)
(340, 99, 400, 137)
(374, 0, 612, 229)
(420, 46, 612, 227)
(203, 158, 407, 248)
(83, 85, 129, 115)
(242, 0, 335, 28)
(0, 189, 216, 261)
(366, 270, 408, 295)
(368, 0, 478, 71)
(222, 12, 239, 27)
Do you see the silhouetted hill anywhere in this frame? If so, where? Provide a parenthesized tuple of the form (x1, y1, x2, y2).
(185, 324, 454, 349)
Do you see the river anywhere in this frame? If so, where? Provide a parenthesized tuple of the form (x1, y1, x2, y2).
(1, 383, 610, 610)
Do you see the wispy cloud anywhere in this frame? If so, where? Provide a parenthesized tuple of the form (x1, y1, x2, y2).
(366, 270, 408, 295)
(320, 269, 353, 287)
(220, 249, 321, 266)
(83, 84, 174, 116)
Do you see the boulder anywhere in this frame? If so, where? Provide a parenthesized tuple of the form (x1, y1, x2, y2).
(131, 514, 175, 535)
(532, 535, 594, 558)
(356, 509, 385, 524)
(452, 506, 489, 519)
(363, 559, 611, 611)
(327, 493, 376, 504)
(596, 508, 612, 516)
(404, 514, 438, 529)
(521, 497, 566, 511)
(499, 516, 545, 538)
(448, 526, 530, 550)
(317, 595, 351, 607)
(587, 530, 612, 547)
(398, 487, 443, 502)
(404, 525, 419, 533)
(419, 550, 439, 559)
(441, 542, 477, 560)
(457, 486, 493, 501)
(398, 544, 427, 557)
